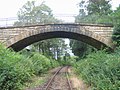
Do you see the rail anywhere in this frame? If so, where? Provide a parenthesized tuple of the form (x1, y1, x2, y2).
(43, 66, 73, 90)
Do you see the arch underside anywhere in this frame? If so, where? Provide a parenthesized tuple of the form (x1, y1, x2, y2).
(8, 31, 110, 51)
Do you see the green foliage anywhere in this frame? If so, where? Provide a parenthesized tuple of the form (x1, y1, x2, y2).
(0, 44, 59, 90)
(58, 53, 77, 66)
(73, 1, 120, 89)
(112, 25, 120, 46)
(30, 52, 53, 75)
(87, 0, 112, 15)
(75, 0, 113, 24)
(74, 50, 120, 90)
(63, 56, 77, 66)
(111, 6, 120, 46)
(14, 1, 60, 26)
(111, 6, 120, 25)
(33, 38, 68, 60)
(70, 39, 95, 58)
(0, 44, 32, 90)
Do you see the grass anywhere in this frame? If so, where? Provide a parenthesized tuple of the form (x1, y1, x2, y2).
(23, 74, 48, 89)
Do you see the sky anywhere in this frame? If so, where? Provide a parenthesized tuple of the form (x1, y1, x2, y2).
(0, 0, 120, 23)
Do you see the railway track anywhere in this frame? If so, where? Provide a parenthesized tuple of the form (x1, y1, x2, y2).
(42, 66, 72, 90)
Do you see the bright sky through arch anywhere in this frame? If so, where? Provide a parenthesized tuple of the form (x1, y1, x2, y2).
(0, 0, 120, 22)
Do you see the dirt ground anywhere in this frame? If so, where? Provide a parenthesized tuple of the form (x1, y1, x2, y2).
(68, 67, 91, 90)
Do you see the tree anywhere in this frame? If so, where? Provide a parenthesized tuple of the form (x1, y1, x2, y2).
(75, 0, 113, 24)
(112, 26, 120, 46)
(87, 0, 112, 15)
(14, 1, 60, 26)
(75, 0, 87, 23)
(112, 6, 120, 46)
(33, 38, 68, 60)
(70, 39, 95, 58)
(14, 1, 67, 60)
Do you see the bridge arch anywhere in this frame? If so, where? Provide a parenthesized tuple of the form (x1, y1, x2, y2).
(4, 24, 113, 51)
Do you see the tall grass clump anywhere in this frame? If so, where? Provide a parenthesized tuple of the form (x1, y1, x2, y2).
(0, 44, 59, 90)
(74, 49, 120, 90)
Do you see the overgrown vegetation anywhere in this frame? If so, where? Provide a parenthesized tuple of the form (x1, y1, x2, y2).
(0, 44, 59, 90)
(111, 7, 120, 46)
(75, 0, 112, 24)
(70, 39, 95, 58)
(112, 26, 120, 46)
(72, 1, 120, 89)
(73, 48, 120, 90)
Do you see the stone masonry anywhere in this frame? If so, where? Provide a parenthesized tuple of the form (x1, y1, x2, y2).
(0, 23, 114, 51)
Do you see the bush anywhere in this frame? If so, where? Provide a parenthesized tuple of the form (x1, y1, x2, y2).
(0, 44, 59, 90)
(58, 56, 77, 66)
(0, 44, 32, 90)
(112, 25, 120, 46)
(74, 50, 120, 90)
(30, 52, 51, 75)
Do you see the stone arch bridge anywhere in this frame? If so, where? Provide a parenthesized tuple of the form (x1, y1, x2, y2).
(0, 23, 114, 51)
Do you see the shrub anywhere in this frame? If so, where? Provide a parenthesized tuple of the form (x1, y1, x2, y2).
(0, 44, 59, 90)
(112, 25, 120, 46)
(30, 52, 51, 75)
(0, 44, 33, 90)
(74, 50, 120, 90)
